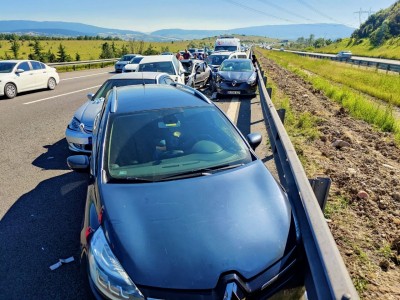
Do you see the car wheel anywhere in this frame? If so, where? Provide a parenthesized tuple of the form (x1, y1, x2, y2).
(47, 77, 57, 90)
(4, 83, 17, 99)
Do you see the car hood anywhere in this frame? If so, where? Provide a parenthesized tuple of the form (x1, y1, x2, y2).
(218, 71, 254, 81)
(73, 99, 103, 128)
(100, 160, 292, 289)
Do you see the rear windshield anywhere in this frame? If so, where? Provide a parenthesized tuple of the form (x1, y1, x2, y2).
(138, 61, 175, 75)
(93, 78, 156, 100)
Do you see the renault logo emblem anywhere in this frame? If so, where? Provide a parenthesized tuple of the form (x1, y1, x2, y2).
(232, 80, 237, 87)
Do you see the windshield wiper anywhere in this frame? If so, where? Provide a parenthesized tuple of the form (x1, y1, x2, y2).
(108, 177, 154, 183)
(159, 163, 244, 181)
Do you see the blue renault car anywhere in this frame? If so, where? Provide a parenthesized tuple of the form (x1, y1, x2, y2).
(67, 84, 303, 299)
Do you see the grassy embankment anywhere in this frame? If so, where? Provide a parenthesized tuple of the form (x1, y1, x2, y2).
(258, 48, 400, 143)
(256, 50, 388, 294)
(316, 37, 400, 60)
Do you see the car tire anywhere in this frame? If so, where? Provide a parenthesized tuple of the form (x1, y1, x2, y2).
(47, 77, 57, 90)
(4, 83, 17, 99)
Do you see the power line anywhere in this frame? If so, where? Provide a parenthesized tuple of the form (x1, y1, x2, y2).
(297, 0, 355, 28)
(254, 0, 317, 23)
(353, 8, 374, 26)
(221, 0, 297, 23)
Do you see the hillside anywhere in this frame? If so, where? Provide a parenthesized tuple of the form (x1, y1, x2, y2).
(0, 20, 355, 41)
(352, 0, 400, 46)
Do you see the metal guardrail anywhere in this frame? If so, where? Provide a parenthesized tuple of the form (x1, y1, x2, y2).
(285, 50, 400, 73)
(253, 50, 359, 299)
(48, 58, 118, 69)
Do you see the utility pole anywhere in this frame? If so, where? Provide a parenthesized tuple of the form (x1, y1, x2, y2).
(354, 8, 374, 26)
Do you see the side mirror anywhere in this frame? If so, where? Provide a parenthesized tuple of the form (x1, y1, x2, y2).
(67, 155, 90, 172)
(247, 133, 262, 150)
(87, 93, 95, 101)
(16, 69, 25, 74)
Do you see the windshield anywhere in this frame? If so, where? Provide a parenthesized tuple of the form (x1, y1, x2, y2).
(138, 61, 175, 75)
(188, 49, 196, 54)
(220, 60, 253, 72)
(206, 55, 230, 66)
(105, 106, 252, 182)
(93, 78, 156, 101)
(181, 61, 193, 73)
(0, 62, 17, 73)
(121, 55, 136, 61)
(130, 57, 144, 64)
(215, 46, 238, 52)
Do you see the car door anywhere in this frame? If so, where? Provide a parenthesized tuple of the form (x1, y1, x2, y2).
(30, 61, 47, 88)
(195, 62, 206, 86)
(14, 61, 35, 92)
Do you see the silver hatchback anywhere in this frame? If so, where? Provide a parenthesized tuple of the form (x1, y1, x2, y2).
(65, 72, 175, 153)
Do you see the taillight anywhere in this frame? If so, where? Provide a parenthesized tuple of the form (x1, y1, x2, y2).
(85, 226, 94, 243)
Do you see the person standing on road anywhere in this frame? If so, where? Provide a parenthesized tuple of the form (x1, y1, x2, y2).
(176, 52, 183, 61)
(183, 49, 190, 60)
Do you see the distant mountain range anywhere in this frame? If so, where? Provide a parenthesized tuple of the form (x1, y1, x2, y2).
(0, 20, 355, 40)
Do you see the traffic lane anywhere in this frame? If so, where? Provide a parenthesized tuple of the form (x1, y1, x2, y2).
(0, 67, 114, 109)
(0, 86, 271, 299)
(0, 69, 114, 219)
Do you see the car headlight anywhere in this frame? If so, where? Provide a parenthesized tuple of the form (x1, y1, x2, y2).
(247, 73, 257, 85)
(68, 117, 81, 131)
(88, 228, 144, 300)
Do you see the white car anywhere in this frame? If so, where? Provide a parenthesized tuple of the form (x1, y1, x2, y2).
(0, 60, 59, 99)
(229, 52, 248, 59)
(122, 55, 144, 72)
(65, 72, 175, 153)
(137, 55, 185, 84)
(114, 54, 139, 73)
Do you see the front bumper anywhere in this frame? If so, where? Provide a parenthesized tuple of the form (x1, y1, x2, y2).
(84, 245, 303, 300)
(216, 81, 257, 96)
(65, 127, 92, 153)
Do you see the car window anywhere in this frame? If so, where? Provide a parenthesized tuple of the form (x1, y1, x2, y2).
(138, 62, 175, 75)
(0, 62, 17, 73)
(105, 106, 252, 182)
(220, 61, 252, 72)
(130, 57, 144, 64)
(30, 61, 44, 70)
(17, 62, 31, 71)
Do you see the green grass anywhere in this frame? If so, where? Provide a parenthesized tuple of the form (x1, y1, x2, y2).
(261, 49, 400, 106)
(258, 48, 400, 143)
(0, 35, 276, 61)
(324, 196, 349, 219)
(312, 37, 400, 60)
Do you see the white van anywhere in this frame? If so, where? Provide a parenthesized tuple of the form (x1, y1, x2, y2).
(214, 36, 241, 52)
(137, 55, 185, 84)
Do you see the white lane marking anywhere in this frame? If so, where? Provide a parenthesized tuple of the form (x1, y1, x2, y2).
(23, 85, 101, 105)
(61, 72, 110, 81)
(226, 97, 240, 123)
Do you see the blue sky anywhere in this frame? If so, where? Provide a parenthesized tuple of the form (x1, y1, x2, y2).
(0, 0, 396, 32)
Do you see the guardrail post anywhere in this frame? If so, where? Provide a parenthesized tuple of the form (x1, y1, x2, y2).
(266, 87, 272, 99)
(263, 76, 267, 86)
(309, 177, 331, 211)
(277, 108, 286, 124)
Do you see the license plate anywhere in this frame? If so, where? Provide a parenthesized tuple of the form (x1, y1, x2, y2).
(227, 91, 241, 95)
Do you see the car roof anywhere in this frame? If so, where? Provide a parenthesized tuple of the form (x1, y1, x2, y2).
(139, 55, 175, 63)
(109, 72, 169, 80)
(222, 58, 252, 62)
(209, 52, 233, 56)
(0, 60, 30, 63)
(110, 85, 211, 113)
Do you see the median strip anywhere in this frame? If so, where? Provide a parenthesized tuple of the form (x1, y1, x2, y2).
(226, 97, 240, 123)
(23, 85, 101, 105)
